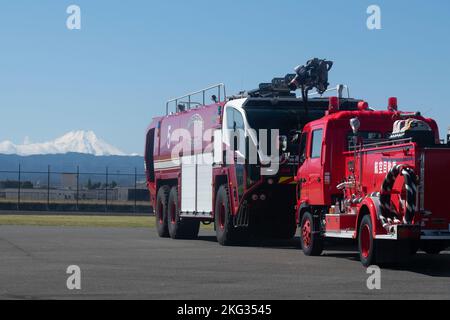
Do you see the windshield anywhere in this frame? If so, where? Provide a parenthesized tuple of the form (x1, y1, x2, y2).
(244, 108, 306, 135)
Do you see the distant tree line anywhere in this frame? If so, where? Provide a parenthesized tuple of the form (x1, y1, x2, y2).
(86, 179, 117, 190)
(0, 180, 34, 189)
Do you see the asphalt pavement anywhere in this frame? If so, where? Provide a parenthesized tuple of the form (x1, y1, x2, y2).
(0, 225, 449, 300)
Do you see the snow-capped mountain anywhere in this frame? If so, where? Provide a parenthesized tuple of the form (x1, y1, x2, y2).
(0, 131, 127, 156)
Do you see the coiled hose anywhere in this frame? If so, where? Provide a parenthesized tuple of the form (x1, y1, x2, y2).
(380, 165, 418, 224)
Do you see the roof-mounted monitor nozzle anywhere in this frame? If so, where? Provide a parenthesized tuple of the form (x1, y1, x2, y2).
(248, 74, 297, 98)
(288, 58, 334, 103)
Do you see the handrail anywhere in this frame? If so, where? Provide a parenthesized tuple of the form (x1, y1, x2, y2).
(165, 83, 226, 115)
(348, 137, 413, 151)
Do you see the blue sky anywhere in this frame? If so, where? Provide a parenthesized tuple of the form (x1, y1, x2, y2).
(0, 0, 449, 154)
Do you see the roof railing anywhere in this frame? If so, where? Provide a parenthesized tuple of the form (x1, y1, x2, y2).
(165, 83, 226, 115)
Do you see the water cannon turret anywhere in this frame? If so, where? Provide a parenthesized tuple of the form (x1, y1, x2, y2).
(288, 58, 334, 102)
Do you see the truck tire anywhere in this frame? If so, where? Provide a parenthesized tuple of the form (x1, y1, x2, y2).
(421, 241, 448, 255)
(155, 185, 170, 238)
(358, 215, 377, 267)
(215, 185, 242, 246)
(300, 212, 323, 256)
(168, 187, 200, 239)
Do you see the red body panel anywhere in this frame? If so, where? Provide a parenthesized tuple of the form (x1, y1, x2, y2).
(325, 214, 356, 232)
(156, 103, 223, 161)
(145, 103, 224, 210)
(421, 148, 450, 230)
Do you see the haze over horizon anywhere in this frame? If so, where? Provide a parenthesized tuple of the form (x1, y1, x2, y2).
(1, 0, 449, 153)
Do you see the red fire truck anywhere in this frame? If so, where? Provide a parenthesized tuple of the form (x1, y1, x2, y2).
(295, 98, 450, 266)
(145, 59, 450, 266)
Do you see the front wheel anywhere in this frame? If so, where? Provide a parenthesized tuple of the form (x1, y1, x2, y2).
(215, 185, 243, 246)
(358, 215, 377, 267)
(300, 212, 323, 256)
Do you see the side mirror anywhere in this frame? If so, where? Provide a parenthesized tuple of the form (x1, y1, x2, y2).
(299, 154, 306, 165)
(350, 117, 361, 135)
(279, 135, 288, 152)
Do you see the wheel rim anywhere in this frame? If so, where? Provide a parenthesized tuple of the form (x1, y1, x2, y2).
(302, 219, 312, 248)
(360, 224, 371, 259)
(219, 203, 226, 230)
(170, 202, 176, 225)
(157, 201, 164, 224)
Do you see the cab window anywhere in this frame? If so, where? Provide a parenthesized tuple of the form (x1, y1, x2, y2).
(310, 129, 323, 159)
(226, 109, 234, 130)
(226, 108, 245, 131)
(226, 108, 246, 152)
(234, 111, 245, 130)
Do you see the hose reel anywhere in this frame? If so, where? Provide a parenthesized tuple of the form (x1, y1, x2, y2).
(380, 164, 418, 225)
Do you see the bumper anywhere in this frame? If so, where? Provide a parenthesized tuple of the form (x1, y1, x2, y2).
(375, 224, 421, 240)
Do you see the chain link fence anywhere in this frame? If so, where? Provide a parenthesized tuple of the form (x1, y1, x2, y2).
(0, 166, 152, 215)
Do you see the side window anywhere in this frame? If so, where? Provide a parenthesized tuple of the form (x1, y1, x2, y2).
(145, 129, 155, 182)
(310, 129, 323, 159)
(226, 108, 234, 130)
(226, 108, 245, 152)
(226, 107, 245, 131)
(234, 111, 245, 130)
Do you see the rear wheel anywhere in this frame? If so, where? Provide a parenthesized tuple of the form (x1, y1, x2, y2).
(155, 186, 170, 238)
(167, 187, 200, 239)
(215, 185, 243, 246)
(358, 215, 376, 267)
(300, 212, 323, 256)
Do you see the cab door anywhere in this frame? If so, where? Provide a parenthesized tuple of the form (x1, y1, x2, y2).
(307, 127, 324, 205)
(224, 107, 247, 212)
(297, 132, 309, 201)
(297, 126, 324, 205)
